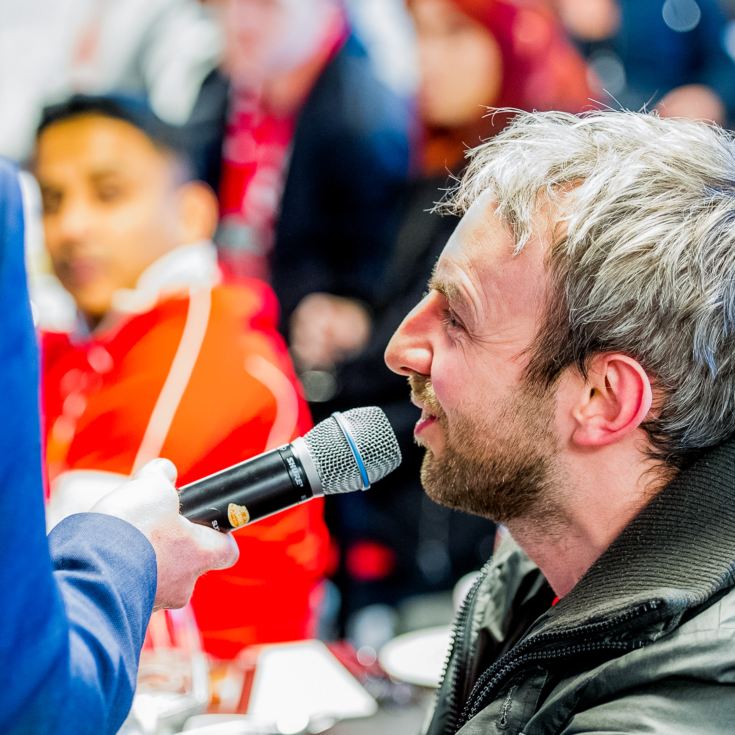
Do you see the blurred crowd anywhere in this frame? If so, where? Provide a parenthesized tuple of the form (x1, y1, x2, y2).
(5, 0, 735, 673)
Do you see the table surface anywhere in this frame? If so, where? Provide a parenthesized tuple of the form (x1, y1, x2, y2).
(326, 697, 431, 735)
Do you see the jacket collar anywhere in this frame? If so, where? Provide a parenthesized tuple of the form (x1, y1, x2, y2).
(112, 240, 219, 314)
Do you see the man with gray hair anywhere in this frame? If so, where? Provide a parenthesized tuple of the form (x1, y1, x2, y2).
(385, 109, 735, 733)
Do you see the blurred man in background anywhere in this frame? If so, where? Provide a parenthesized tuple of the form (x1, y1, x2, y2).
(33, 95, 330, 661)
(0, 156, 238, 735)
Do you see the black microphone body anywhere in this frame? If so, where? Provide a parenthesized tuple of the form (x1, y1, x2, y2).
(179, 407, 401, 533)
(179, 444, 314, 532)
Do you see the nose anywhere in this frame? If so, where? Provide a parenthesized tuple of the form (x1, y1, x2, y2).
(384, 295, 434, 378)
(55, 195, 93, 244)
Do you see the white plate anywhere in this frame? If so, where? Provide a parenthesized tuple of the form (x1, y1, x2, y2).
(378, 626, 451, 688)
(247, 640, 377, 723)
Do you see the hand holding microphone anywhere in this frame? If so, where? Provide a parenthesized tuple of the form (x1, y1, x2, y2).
(91, 459, 239, 610)
(179, 407, 401, 532)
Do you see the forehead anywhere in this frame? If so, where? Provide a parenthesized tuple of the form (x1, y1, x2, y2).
(36, 115, 169, 177)
(435, 191, 549, 318)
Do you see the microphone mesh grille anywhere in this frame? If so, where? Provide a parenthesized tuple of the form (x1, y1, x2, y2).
(303, 406, 401, 494)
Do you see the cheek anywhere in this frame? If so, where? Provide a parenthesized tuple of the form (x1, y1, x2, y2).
(42, 222, 62, 256)
(432, 351, 516, 422)
(427, 357, 462, 414)
(105, 207, 170, 277)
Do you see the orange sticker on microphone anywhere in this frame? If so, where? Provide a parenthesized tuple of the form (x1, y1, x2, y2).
(227, 502, 250, 528)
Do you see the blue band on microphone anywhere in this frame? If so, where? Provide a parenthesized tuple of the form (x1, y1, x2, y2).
(332, 411, 370, 490)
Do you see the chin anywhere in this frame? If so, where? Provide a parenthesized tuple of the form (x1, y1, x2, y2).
(415, 431, 445, 458)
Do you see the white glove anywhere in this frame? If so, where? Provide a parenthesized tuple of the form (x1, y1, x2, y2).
(91, 458, 239, 610)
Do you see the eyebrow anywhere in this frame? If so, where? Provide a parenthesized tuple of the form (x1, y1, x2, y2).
(37, 168, 124, 187)
(90, 168, 126, 181)
(427, 271, 473, 316)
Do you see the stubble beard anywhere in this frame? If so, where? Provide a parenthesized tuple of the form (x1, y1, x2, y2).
(411, 375, 561, 526)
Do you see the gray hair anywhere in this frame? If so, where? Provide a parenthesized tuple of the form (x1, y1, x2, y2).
(447, 109, 735, 465)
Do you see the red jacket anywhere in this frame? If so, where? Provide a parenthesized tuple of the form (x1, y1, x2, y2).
(42, 247, 330, 659)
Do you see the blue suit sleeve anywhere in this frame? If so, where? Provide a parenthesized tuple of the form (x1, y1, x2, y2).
(0, 158, 157, 734)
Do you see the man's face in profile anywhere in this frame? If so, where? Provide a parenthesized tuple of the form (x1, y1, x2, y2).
(35, 114, 183, 325)
(385, 193, 563, 524)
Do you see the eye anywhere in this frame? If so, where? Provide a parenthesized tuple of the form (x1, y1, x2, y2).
(96, 184, 124, 203)
(41, 188, 62, 215)
(440, 306, 464, 332)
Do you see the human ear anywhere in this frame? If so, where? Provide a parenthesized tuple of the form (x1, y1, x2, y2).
(571, 353, 653, 447)
(176, 181, 219, 244)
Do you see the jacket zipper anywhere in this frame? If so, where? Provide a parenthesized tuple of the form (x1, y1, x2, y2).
(433, 562, 492, 735)
(451, 600, 663, 733)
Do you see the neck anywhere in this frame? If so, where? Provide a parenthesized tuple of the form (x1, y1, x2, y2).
(506, 438, 672, 597)
(82, 312, 103, 333)
(78, 241, 218, 336)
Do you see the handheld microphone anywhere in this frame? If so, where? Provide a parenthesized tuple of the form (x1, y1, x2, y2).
(179, 406, 401, 532)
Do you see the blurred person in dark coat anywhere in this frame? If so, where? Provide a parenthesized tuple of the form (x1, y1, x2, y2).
(206, 0, 412, 358)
